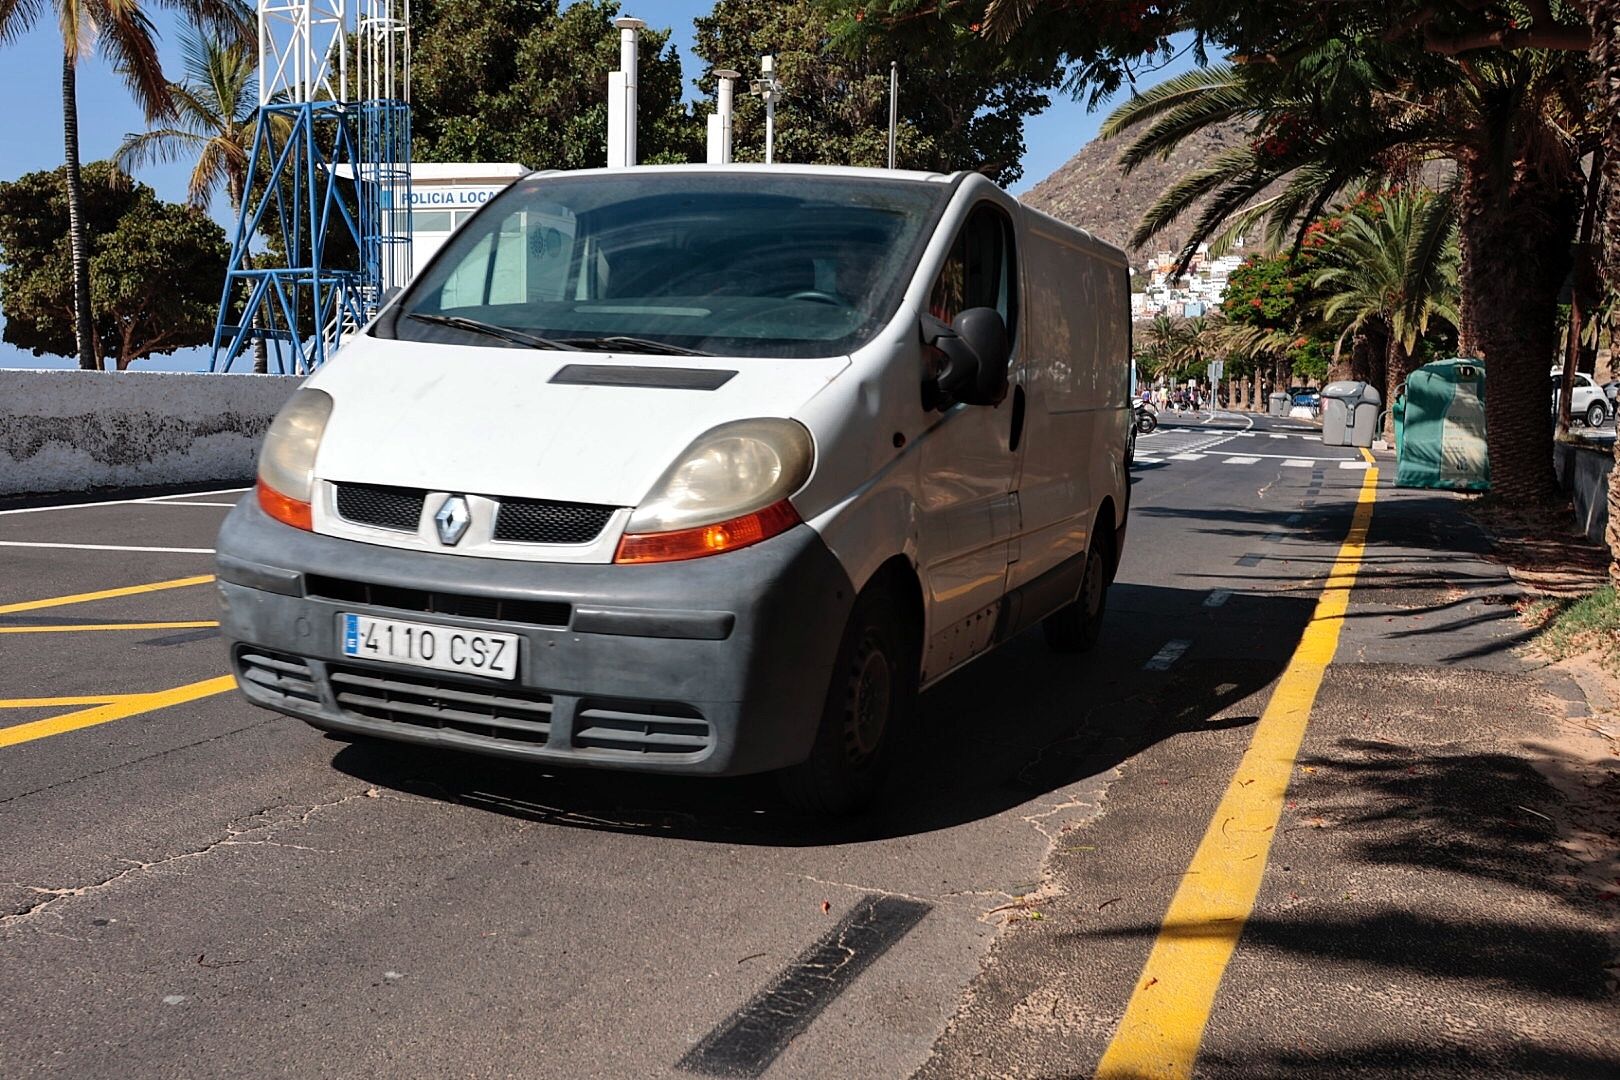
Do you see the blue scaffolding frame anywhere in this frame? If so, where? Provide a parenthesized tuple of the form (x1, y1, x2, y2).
(210, 97, 411, 373)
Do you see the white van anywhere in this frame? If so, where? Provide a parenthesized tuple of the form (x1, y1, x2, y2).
(217, 164, 1133, 813)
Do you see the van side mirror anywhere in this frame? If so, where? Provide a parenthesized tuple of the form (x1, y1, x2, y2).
(922, 307, 1010, 409)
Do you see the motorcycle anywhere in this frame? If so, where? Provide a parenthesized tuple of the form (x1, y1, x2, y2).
(1134, 400, 1158, 434)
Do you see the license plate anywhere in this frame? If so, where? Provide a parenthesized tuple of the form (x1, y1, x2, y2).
(340, 613, 519, 680)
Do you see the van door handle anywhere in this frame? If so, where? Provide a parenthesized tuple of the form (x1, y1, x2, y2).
(1009, 384, 1027, 452)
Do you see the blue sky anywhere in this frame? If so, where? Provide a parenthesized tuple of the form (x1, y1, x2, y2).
(0, 3, 1203, 370)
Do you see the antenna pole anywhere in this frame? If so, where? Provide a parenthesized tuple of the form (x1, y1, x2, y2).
(887, 61, 898, 169)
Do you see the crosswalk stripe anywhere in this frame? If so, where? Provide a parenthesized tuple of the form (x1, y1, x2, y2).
(1338, 460, 1371, 470)
(1170, 453, 1206, 461)
(1222, 456, 1261, 465)
(1282, 458, 1315, 468)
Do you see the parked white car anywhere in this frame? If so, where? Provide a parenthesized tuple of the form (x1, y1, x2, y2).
(1551, 369, 1609, 428)
(216, 164, 1134, 813)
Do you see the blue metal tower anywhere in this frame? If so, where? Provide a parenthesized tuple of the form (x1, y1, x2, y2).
(210, 0, 411, 374)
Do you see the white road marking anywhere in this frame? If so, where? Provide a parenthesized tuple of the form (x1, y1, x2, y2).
(133, 500, 239, 508)
(1270, 433, 1289, 439)
(1203, 590, 1232, 608)
(1144, 639, 1193, 671)
(1282, 458, 1315, 468)
(0, 487, 249, 516)
(1170, 453, 1207, 461)
(1135, 457, 1164, 464)
(1223, 456, 1261, 465)
(1339, 460, 1371, 470)
(0, 541, 215, 554)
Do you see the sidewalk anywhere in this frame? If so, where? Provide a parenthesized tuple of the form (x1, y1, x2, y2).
(916, 455, 1620, 1078)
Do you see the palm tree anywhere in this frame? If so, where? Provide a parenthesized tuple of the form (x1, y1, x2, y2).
(115, 29, 285, 372)
(1312, 190, 1460, 433)
(1100, 42, 1594, 502)
(0, 0, 247, 369)
(115, 30, 263, 215)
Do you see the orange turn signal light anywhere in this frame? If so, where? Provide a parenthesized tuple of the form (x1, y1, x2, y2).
(257, 479, 313, 531)
(614, 499, 801, 564)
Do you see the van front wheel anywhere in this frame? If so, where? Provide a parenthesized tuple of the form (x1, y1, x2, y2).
(1043, 538, 1110, 654)
(777, 583, 915, 816)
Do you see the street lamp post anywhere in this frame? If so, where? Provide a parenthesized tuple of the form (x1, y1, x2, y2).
(749, 53, 781, 164)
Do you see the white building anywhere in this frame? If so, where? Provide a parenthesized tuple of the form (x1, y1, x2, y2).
(1133, 241, 1247, 323)
(404, 163, 529, 277)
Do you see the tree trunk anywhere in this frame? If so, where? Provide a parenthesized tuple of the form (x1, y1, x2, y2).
(1384, 335, 1416, 439)
(1457, 144, 1580, 503)
(1589, 0, 1620, 576)
(62, 55, 97, 371)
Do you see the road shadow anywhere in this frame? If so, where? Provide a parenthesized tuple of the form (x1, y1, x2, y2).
(329, 583, 1315, 846)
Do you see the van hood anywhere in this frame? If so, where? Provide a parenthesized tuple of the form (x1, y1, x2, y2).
(308, 335, 848, 507)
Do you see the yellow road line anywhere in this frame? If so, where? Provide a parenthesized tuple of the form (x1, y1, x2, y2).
(0, 620, 219, 635)
(0, 675, 236, 749)
(0, 575, 215, 616)
(0, 695, 144, 709)
(1094, 466, 1379, 1080)
(1360, 446, 1375, 464)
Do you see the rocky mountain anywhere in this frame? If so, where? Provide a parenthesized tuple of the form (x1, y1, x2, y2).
(1019, 118, 1251, 263)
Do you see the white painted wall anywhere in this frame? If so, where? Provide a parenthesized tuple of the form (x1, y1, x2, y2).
(0, 370, 302, 496)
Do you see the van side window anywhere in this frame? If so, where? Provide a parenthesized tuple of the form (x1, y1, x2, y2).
(928, 203, 1018, 339)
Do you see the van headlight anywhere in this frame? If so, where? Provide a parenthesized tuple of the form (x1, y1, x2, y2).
(256, 388, 333, 531)
(615, 419, 814, 563)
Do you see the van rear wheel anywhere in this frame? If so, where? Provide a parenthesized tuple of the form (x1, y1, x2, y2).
(777, 582, 915, 816)
(1043, 534, 1110, 654)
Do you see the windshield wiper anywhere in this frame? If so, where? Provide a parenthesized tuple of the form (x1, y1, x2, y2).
(408, 313, 580, 351)
(556, 335, 713, 357)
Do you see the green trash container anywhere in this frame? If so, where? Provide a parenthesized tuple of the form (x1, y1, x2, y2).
(1394, 358, 1489, 491)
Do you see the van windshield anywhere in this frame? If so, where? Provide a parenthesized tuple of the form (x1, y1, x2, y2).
(378, 172, 948, 359)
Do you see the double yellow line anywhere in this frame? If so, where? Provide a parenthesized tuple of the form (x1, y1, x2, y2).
(0, 575, 235, 749)
(1094, 460, 1379, 1079)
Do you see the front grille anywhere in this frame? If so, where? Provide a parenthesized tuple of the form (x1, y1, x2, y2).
(575, 698, 712, 755)
(493, 498, 617, 544)
(305, 575, 570, 628)
(329, 665, 552, 745)
(236, 647, 322, 710)
(335, 483, 424, 532)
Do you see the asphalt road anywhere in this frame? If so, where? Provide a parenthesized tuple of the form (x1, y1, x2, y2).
(5, 411, 1600, 1079)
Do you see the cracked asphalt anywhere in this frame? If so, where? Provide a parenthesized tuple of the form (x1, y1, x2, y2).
(2, 412, 1616, 1078)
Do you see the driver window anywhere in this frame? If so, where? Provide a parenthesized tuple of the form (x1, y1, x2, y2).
(928, 203, 1017, 338)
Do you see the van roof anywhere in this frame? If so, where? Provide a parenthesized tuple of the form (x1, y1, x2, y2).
(526, 162, 957, 184)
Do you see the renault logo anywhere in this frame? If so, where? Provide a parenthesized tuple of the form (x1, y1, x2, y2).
(434, 495, 471, 546)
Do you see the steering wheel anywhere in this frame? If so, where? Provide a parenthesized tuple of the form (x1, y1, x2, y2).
(783, 289, 848, 307)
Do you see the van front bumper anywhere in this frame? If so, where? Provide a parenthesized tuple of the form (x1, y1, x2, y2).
(215, 498, 855, 776)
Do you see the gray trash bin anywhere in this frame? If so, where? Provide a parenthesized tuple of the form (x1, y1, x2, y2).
(1320, 381, 1382, 447)
(1268, 392, 1291, 417)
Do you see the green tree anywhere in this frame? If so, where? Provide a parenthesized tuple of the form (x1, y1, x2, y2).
(410, 0, 698, 167)
(0, 0, 247, 370)
(1098, 45, 1590, 502)
(845, 1, 1604, 503)
(1312, 190, 1460, 431)
(0, 162, 229, 369)
(697, 0, 1060, 182)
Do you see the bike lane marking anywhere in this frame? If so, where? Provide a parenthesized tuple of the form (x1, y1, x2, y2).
(1093, 464, 1379, 1080)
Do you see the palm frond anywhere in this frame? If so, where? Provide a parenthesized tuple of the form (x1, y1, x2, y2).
(0, 0, 48, 45)
(1129, 144, 1266, 249)
(1100, 65, 1243, 141)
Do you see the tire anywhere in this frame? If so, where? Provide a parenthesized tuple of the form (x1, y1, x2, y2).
(1136, 410, 1157, 434)
(1587, 401, 1607, 428)
(1043, 525, 1112, 654)
(1125, 423, 1137, 468)
(777, 581, 917, 816)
